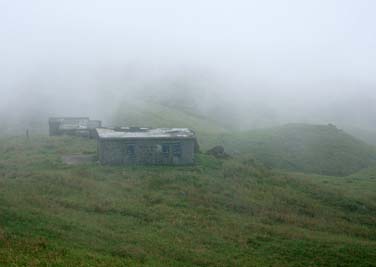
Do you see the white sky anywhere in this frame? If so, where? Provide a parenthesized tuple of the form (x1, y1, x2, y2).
(0, 0, 375, 127)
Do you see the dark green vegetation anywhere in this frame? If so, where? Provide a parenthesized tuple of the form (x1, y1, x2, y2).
(0, 135, 376, 266)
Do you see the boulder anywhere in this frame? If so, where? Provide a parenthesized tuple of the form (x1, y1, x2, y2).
(206, 145, 231, 159)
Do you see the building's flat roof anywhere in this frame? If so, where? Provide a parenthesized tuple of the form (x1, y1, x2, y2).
(59, 123, 89, 130)
(49, 117, 89, 122)
(96, 127, 196, 140)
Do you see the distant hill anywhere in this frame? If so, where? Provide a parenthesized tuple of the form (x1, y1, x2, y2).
(111, 100, 230, 150)
(344, 126, 376, 146)
(111, 102, 376, 176)
(112, 100, 227, 135)
(220, 124, 376, 176)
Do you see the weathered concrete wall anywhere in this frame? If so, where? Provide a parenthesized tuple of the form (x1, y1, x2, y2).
(97, 138, 195, 165)
(88, 120, 102, 129)
(49, 121, 61, 136)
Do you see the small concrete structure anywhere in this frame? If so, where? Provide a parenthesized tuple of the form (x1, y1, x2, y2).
(48, 117, 101, 138)
(96, 127, 197, 165)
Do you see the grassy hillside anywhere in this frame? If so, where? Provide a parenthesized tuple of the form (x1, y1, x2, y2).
(345, 126, 376, 146)
(112, 100, 227, 134)
(111, 100, 229, 153)
(218, 124, 376, 176)
(0, 136, 376, 266)
(111, 102, 376, 176)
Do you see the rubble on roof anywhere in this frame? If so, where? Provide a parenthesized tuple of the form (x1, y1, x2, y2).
(96, 127, 196, 139)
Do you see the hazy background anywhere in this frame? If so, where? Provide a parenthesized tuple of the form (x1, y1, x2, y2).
(1, 1, 375, 137)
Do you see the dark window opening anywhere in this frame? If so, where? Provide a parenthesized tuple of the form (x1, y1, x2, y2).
(127, 144, 136, 160)
(162, 144, 170, 157)
(172, 143, 182, 158)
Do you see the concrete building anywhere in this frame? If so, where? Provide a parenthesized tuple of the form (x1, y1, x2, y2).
(96, 127, 197, 165)
(48, 117, 101, 137)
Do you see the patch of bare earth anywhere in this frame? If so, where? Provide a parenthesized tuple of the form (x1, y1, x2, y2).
(61, 154, 96, 165)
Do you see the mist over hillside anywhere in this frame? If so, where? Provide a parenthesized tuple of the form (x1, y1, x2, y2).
(1, 66, 376, 139)
(2, 2, 376, 266)
(1, 1, 376, 137)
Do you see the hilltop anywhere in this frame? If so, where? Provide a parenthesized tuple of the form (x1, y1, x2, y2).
(112, 100, 227, 135)
(1, 101, 376, 265)
(3, 99, 376, 178)
(219, 124, 376, 176)
(0, 136, 375, 266)
(113, 102, 376, 176)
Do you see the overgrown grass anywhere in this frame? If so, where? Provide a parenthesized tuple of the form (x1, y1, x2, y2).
(0, 135, 375, 266)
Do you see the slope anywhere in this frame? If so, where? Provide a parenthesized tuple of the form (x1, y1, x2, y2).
(220, 124, 376, 176)
(111, 102, 376, 176)
(0, 136, 375, 266)
(112, 100, 227, 134)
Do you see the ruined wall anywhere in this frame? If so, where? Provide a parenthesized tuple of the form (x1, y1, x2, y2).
(88, 120, 102, 129)
(48, 118, 98, 138)
(97, 138, 195, 165)
(48, 121, 61, 136)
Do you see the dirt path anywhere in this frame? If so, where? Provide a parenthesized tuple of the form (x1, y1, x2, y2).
(61, 154, 96, 165)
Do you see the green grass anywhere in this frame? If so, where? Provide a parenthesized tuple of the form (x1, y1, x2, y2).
(0, 135, 375, 266)
(111, 100, 230, 152)
(112, 102, 376, 176)
(112, 100, 227, 134)
(217, 124, 376, 176)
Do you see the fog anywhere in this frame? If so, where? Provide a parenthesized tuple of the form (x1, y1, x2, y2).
(1, 1, 376, 135)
